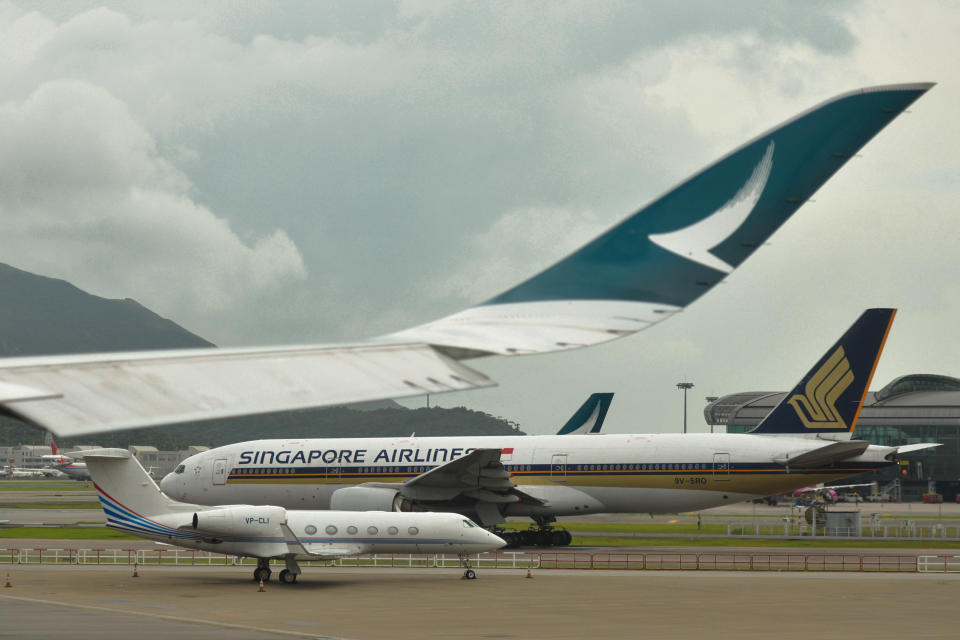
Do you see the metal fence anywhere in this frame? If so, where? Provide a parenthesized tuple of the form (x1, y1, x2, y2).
(0, 547, 931, 573)
(725, 518, 960, 539)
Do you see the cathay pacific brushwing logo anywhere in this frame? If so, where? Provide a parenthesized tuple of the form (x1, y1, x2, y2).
(649, 141, 775, 273)
(787, 346, 854, 430)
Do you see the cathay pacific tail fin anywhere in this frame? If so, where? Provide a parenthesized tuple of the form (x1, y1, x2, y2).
(556, 393, 613, 435)
(749, 308, 895, 436)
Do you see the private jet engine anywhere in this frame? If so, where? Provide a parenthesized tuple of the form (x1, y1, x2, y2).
(191, 505, 288, 539)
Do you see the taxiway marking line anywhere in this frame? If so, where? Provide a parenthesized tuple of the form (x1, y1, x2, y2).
(0, 592, 351, 640)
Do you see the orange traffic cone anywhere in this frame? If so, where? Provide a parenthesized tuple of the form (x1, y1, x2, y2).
(132, 563, 139, 578)
(258, 579, 265, 592)
(4, 573, 11, 588)
(525, 568, 533, 579)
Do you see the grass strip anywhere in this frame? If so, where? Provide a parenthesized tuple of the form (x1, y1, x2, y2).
(0, 527, 136, 540)
(0, 503, 100, 509)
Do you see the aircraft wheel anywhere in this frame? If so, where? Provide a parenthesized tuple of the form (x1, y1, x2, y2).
(561, 530, 573, 546)
(254, 567, 271, 582)
(279, 569, 297, 584)
(550, 530, 567, 546)
(463, 569, 476, 580)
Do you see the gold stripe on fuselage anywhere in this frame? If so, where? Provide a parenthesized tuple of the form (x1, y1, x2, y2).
(227, 469, 875, 495)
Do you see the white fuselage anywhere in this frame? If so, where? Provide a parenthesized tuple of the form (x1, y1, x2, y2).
(161, 433, 895, 517)
(107, 505, 502, 560)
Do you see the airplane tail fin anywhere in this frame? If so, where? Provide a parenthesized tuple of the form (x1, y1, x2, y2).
(51, 440, 59, 455)
(556, 393, 614, 435)
(84, 449, 191, 522)
(748, 308, 895, 436)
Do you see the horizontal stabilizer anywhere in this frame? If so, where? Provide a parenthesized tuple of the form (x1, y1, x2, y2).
(886, 443, 942, 460)
(774, 440, 870, 467)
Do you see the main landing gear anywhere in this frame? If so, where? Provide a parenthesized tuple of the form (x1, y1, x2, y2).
(496, 526, 572, 548)
(253, 557, 301, 584)
(279, 557, 301, 584)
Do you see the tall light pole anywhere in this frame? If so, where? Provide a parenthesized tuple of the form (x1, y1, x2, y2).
(676, 382, 694, 434)
(705, 396, 718, 434)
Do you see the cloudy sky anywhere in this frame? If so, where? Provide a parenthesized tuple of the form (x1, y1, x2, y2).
(1, 1, 957, 434)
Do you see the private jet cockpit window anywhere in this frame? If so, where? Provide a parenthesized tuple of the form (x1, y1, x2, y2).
(461, 519, 479, 528)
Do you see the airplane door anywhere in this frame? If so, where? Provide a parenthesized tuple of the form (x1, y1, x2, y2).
(212, 458, 227, 485)
(550, 454, 567, 482)
(324, 464, 341, 484)
(713, 453, 731, 481)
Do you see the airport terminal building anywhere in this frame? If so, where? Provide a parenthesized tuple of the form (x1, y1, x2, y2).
(705, 374, 960, 501)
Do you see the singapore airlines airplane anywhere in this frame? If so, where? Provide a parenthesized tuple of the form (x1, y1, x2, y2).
(0, 84, 933, 441)
(85, 448, 504, 583)
(161, 309, 939, 547)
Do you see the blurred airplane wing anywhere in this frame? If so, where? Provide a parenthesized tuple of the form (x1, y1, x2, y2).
(0, 83, 933, 438)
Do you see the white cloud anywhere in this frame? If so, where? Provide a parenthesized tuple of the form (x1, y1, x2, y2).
(0, 79, 306, 327)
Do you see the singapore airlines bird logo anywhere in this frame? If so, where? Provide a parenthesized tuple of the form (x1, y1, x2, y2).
(787, 346, 854, 430)
(649, 141, 775, 273)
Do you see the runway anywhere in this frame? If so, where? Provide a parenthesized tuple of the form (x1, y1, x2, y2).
(1, 564, 958, 640)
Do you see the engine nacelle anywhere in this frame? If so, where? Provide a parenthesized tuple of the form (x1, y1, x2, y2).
(191, 505, 287, 537)
(330, 486, 403, 511)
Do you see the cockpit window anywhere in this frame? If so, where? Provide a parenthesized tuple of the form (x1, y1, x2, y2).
(174, 465, 186, 474)
(461, 519, 478, 528)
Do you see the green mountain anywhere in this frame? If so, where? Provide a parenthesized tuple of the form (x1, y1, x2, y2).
(0, 262, 214, 355)
(0, 263, 522, 446)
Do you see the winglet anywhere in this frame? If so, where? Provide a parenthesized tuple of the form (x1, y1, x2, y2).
(749, 308, 895, 435)
(390, 84, 933, 357)
(556, 393, 614, 435)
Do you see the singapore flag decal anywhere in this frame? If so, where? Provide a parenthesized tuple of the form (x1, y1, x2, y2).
(648, 141, 775, 274)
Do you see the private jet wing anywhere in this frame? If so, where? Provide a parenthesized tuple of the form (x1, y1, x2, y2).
(0, 83, 933, 437)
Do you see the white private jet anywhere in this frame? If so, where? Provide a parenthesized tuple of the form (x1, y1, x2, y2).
(0, 84, 933, 441)
(85, 448, 504, 583)
(161, 309, 939, 547)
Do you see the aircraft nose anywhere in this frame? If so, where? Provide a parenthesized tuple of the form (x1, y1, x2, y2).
(158, 472, 173, 493)
(486, 529, 506, 550)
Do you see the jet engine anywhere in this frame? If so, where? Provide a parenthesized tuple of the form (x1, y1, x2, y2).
(191, 505, 287, 537)
(329, 486, 405, 511)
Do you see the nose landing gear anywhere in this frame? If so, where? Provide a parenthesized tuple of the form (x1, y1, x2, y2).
(253, 558, 272, 582)
(458, 553, 478, 579)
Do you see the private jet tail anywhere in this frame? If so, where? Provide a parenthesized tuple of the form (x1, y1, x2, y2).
(84, 449, 197, 537)
(556, 393, 613, 435)
(749, 308, 895, 436)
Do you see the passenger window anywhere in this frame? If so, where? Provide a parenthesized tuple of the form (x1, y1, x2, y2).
(304, 525, 317, 535)
(408, 526, 419, 535)
(367, 526, 378, 535)
(388, 526, 399, 535)
(325, 525, 338, 535)
(347, 526, 358, 535)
